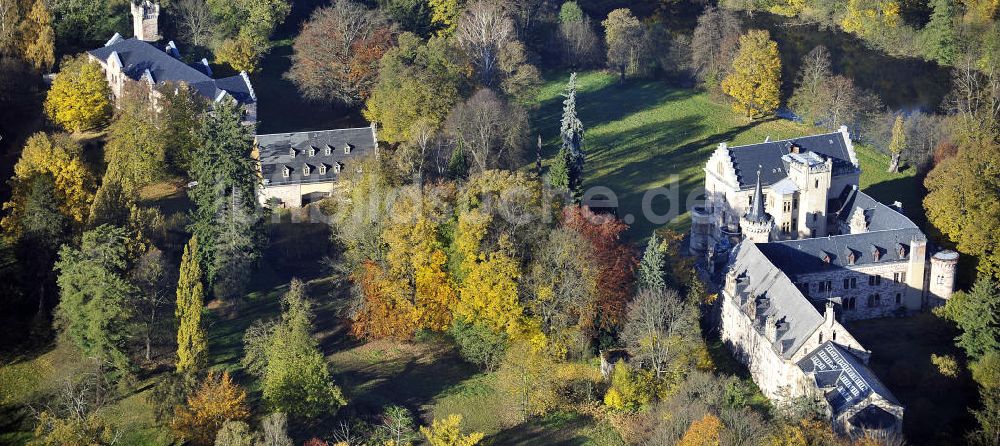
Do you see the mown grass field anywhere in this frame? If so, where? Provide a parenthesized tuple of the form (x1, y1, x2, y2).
(529, 71, 921, 241)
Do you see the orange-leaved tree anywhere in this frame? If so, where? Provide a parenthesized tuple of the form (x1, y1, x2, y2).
(562, 205, 637, 331)
(171, 371, 250, 446)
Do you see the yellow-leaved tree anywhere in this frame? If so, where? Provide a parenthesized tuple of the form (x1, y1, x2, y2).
(1, 132, 95, 235)
(44, 55, 112, 132)
(721, 29, 781, 121)
(420, 414, 484, 446)
(840, 0, 901, 39)
(217, 30, 268, 73)
(21, 0, 55, 72)
(171, 371, 250, 446)
(457, 243, 539, 341)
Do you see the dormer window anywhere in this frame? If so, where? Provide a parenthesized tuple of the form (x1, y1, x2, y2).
(325, 145, 332, 156)
(344, 144, 352, 154)
(333, 162, 342, 173)
(871, 246, 882, 262)
(308, 146, 316, 157)
(847, 251, 856, 265)
(303, 164, 311, 176)
(898, 244, 908, 259)
(282, 165, 291, 178)
(822, 252, 832, 265)
(319, 163, 327, 175)
(289, 148, 296, 157)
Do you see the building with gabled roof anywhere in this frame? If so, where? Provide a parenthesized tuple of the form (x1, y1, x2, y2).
(703, 129, 961, 439)
(254, 125, 378, 207)
(87, 1, 256, 124)
(721, 242, 902, 437)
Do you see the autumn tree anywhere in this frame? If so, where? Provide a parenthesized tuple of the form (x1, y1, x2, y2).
(602, 8, 651, 81)
(622, 288, 702, 382)
(446, 89, 529, 173)
(457, 245, 535, 340)
(177, 0, 216, 47)
(216, 30, 268, 73)
(887, 115, 906, 172)
(677, 413, 724, 446)
(557, 1, 601, 68)
(840, 0, 901, 42)
(55, 225, 137, 377)
(496, 341, 561, 422)
(247, 280, 347, 420)
(722, 29, 781, 120)
(429, 0, 460, 36)
(363, 32, 466, 144)
(44, 55, 112, 132)
(20, 0, 54, 71)
(103, 84, 167, 197)
(562, 205, 637, 330)
(788, 46, 833, 126)
(176, 236, 208, 373)
(690, 6, 742, 94)
(456, 1, 513, 87)
(924, 139, 1000, 279)
(420, 414, 484, 446)
(286, 0, 395, 106)
(1, 132, 95, 233)
(171, 372, 251, 446)
(526, 227, 596, 356)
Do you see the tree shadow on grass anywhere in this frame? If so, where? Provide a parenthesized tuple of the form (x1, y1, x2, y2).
(486, 412, 598, 446)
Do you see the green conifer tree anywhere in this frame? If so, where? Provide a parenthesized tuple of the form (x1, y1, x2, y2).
(559, 73, 585, 199)
(921, 0, 956, 66)
(637, 232, 667, 291)
(549, 144, 573, 191)
(176, 236, 207, 373)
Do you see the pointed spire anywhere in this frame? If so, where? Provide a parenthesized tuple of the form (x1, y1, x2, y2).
(745, 166, 770, 223)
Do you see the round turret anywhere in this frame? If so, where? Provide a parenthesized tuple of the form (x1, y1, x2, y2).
(929, 250, 959, 305)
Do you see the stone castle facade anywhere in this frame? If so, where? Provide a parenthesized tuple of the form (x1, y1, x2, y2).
(694, 129, 959, 438)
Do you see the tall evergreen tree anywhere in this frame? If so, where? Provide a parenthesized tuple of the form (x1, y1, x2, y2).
(188, 100, 261, 286)
(176, 236, 207, 373)
(54, 224, 136, 375)
(212, 190, 261, 301)
(559, 73, 585, 199)
(921, 0, 956, 66)
(549, 144, 572, 192)
(637, 232, 667, 292)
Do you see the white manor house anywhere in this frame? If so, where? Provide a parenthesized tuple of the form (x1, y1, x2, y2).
(690, 128, 959, 437)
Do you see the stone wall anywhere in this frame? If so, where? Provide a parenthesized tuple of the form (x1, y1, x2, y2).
(792, 261, 919, 321)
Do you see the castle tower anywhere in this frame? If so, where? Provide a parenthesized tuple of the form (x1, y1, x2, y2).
(785, 147, 832, 238)
(131, 0, 160, 42)
(929, 250, 959, 305)
(740, 169, 774, 243)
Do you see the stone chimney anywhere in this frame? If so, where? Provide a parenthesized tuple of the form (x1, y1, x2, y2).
(131, 0, 160, 42)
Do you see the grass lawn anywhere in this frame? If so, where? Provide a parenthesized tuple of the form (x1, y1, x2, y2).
(529, 71, 922, 241)
(846, 313, 978, 445)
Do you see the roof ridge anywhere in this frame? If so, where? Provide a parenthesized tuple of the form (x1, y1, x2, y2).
(254, 126, 374, 137)
(728, 130, 843, 151)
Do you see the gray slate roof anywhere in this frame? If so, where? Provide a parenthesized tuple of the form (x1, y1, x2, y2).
(797, 341, 900, 415)
(833, 187, 917, 232)
(756, 227, 925, 276)
(89, 37, 255, 104)
(256, 127, 376, 187)
(727, 131, 858, 188)
(728, 242, 824, 359)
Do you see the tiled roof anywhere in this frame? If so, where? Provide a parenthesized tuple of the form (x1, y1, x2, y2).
(833, 187, 917, 232)
(797, 341, 900, 415)
(728, 242, 824, 359)
(256, 127, 376, 187)
(756, 227, 925, 276)
(89, 37, 254, 104)
(727, 130, 858, 188)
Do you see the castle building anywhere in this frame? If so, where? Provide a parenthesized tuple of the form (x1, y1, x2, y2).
(697, 130, 960, 438)
(87, 1, 257, 124)
(255, 125, 378, 207)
